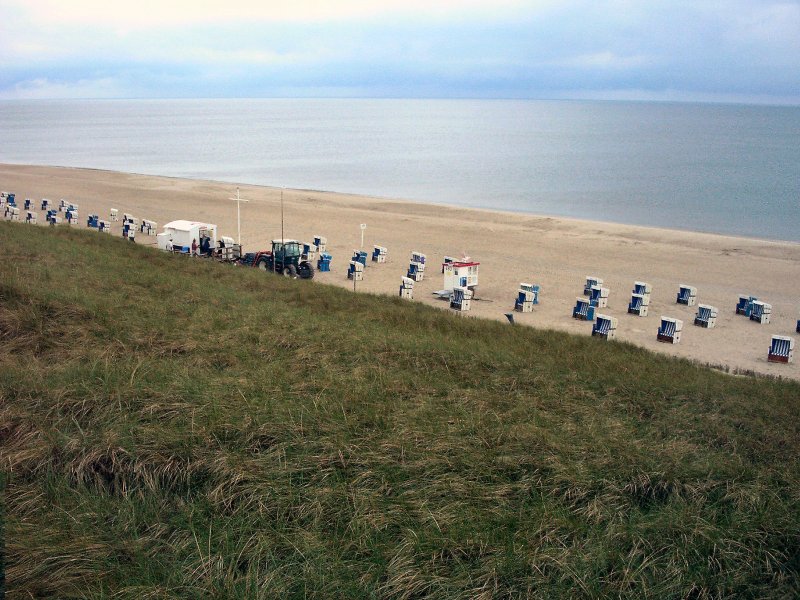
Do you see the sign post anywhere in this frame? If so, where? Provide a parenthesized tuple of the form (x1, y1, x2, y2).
(360, 223, 366, 249)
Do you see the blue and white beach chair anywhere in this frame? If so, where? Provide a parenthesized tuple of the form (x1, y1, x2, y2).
(347, 260, 364, 281)
(302, 242, 318, 262)
(573, 297, 595, 321)
(87, 214, 99, 228)
(372, 245, 387, 263)
(693, 304, 718, 328)
(514, 283, 540, 312)
(584, 276, 603, 296)
(768, 336, 794, 363)
(407, 261, 425, 282)
(399, 276, 414, 299)
(411, 251, 426, 265)
(450, 286, 473, 311)
(25, 211, 37, 224)
(633, 281, 651, 296)
(592, 314, 618, 339)
(520, 283, 540, 303)
(749, 301, 771, 324)
(24, 198, 31, 210)
(515, 289, 535, 313)
(676, 284, 697, 306)
(628, 293, 649, 317)
(41, 199, 51, 211)
(657, 317, 683, 344)
(735, 295, 757, 317)
(317, 252, 332, 272)
(442, 256, 455, 273)
(589, 285, 609, 308)
(313, 236, 327, 252)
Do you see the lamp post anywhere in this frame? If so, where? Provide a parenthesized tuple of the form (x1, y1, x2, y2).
(228, 187, 249, 246)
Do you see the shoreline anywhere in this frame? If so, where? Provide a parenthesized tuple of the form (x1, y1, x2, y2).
(2, 161, 797, 246)
(2, 162, 799, 380)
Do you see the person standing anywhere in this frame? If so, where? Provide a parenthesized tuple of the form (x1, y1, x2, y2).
(191, 238, 198, 256)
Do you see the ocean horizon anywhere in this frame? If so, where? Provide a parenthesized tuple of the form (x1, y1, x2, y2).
(1, 98, 798, 241)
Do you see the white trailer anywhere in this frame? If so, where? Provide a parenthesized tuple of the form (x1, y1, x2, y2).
(157, 220, 218, 253)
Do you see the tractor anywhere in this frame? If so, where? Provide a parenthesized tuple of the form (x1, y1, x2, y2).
(242, 239, 315, 279)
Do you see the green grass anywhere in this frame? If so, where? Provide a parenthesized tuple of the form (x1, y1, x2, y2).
(1, 221, 799, 599)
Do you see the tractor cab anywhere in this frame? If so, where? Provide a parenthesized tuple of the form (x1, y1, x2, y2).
(272, 239, 302, 263)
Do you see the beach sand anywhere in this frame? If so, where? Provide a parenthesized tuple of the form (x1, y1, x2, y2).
(3, 163, 799, 380)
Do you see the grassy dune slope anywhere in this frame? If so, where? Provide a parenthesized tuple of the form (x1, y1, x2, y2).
(1, 222, 799, 599)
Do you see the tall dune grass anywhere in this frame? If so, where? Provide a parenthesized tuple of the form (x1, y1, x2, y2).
(1, 222, 798, 598)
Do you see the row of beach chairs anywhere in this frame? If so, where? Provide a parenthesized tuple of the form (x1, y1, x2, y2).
(593, 313, 794, 363)
(579, 276, 795, 362)
(4, 190, 795, 364)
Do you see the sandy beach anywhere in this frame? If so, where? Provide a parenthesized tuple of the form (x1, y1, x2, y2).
(3, 163, 799, 380)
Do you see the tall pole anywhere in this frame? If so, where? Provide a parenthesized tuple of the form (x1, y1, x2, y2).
(236, 187, 241, 245)
(280, 188, 285, 272)
(228, 187, 249, 247)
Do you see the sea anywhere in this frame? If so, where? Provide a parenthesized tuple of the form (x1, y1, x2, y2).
(1, 98, 798, 241)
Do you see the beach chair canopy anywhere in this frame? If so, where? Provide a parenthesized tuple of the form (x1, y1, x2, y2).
(769, 336, 792, 357)
(659, 318, 679, 336)
(696, 304, 716, 321)
(595, 316, 611, 334)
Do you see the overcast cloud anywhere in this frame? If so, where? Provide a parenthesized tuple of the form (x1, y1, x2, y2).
(1, 0, 798, 104)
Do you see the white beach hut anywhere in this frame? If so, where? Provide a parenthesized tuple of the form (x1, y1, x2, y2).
(443, 259, 479, 292)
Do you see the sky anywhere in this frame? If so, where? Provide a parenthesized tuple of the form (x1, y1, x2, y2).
(1, 0, 798, 104)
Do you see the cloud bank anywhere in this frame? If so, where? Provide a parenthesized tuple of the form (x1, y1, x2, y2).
(1, 0, 798, 104)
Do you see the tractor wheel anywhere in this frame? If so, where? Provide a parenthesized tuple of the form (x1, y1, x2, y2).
(298, 262, 315, 280)
(283, 264, 298, 279)
(256, 258, 269, 271)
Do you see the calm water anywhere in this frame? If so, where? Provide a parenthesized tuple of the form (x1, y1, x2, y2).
(1, 98, 798, 241)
